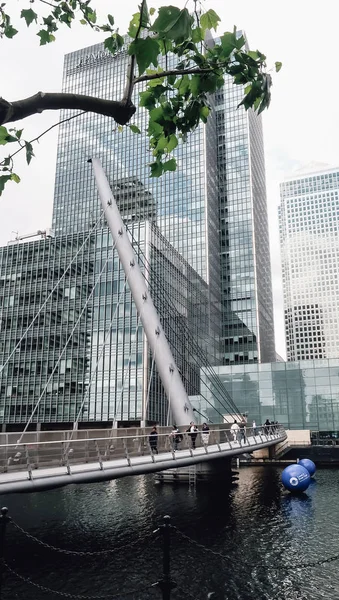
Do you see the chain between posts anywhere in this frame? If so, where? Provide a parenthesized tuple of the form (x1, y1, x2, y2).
(1, 559, 155, 599)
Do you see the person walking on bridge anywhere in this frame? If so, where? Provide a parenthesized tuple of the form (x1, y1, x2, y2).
(186, 422, 198, 449)
(230, 420, 240, 442)
(149, 426, 158, 454)
(201, 423, 210, 446)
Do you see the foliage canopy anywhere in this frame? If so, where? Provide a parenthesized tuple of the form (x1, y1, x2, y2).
(0, 1, 281, 195)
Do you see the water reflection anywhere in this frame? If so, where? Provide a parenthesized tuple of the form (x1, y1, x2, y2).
(2, 467, 339, 599)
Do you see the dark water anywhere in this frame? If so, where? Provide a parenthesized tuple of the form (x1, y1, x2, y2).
(2, 467, 339, 600)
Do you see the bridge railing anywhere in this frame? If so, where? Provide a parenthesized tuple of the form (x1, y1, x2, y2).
(0, 425, 285, 474)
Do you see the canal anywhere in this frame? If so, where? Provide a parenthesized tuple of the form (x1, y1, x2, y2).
(2, 466, 339, 599)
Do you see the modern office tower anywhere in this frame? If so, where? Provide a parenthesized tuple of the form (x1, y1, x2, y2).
(0, 223, 218, 427)
(279, 164, 339, 361)
(215, 54, 276, 365)
(53, 42, 219, 292)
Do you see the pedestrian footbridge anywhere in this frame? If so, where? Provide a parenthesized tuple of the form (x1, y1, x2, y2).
(0, 425, 286, 494)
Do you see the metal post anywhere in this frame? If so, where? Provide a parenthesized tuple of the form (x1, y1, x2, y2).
(90, 158, 194, 427)
(0, 507, 10, 599)
(156, 515, 176, 600)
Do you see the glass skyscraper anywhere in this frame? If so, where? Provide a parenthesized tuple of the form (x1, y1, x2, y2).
(216, 54, 275, 365)
(279, 165, 339, 361)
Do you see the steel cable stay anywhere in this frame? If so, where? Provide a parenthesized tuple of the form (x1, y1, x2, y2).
(11, 518, 160, 556)
(144, 332, 159, 425)
(130, 235, 239, 416)
(0, 211, 105, 378)
(126, 229, 242, 421)
(15, 245, 115, 447)
(126, 237, 240, 421)
(1, 559, 156, 600)
(111, 308, 144, 430)
(64, 260, 132, 453)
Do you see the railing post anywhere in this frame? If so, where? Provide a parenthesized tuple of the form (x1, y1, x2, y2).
(155, 515, 176, 600)
(0, 507, 10, 600)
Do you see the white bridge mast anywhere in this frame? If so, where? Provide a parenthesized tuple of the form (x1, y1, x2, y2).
(91, 158, 195, 427)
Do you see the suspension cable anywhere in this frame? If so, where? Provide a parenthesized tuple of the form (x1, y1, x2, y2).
(16, 248, 113, 445)
(126, 226, 239, 416)
(71, 260, 131, 430)
(144, 333, 158, 424)
(0, 212, 104, 376)
(130, 248, 235, 420)
(111, 310, 143, 429)
(128, 231, 242, 419)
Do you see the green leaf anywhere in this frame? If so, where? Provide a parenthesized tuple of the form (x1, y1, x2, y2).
(25, 141, 34, 165)
(118, 125, 124, 133)
(10, 173, 20, 184)
(163, 158, 177, 172)
(189, 76, 201, 97)
(129, 124, 141, 134)
(150, 161, 163, 177)
(139, 91, 156, 110)
(107, 14, 114, 26)
(151, 6, 193, 42)
(220, 31, 237, 57)
(37, 30, 56, 45)
(192, 27, 203, 43)
(141, 0, 149, 27)
(200, 105, 210, 122)
(148, 120, 163, 137)
(275, 61, 282, 72)
(150, 7, 156, 16)
(0, 126, 9, 142)
(128, 11, 141, 38)
(200, 9, 220, 33)
(80, 19, 87, 25)
(4, 25, 18, 39)
(21, 8, 38, 27)
(0, 175, 11, 196)
(167, 134, 178, 152)
(128, 37, 159, 75)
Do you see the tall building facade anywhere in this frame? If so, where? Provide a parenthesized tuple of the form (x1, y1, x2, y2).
(279, 165, 339, 361)
(216, 49, 276, 365)
(0, 224, 217, 427)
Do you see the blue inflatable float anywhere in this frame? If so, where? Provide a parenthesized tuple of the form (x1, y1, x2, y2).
(298, 458, 316, 477)
(281, 464, 311, 493)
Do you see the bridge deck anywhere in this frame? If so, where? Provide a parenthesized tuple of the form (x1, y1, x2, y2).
(0, 428, 286, 494)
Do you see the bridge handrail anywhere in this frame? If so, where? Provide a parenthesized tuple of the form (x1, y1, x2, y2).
(0, 425, 286, 449)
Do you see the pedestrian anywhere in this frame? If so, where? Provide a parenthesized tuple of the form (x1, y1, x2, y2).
(201, 423, 210, 446)
(170, 425, 182, 451)
(186, 421, 198, 449)
(239, 418, 246, 443)
(264, 419, 271, 435)
(230, 420, 240, 442)
(252, 420, 257, 436)
(149, 426, 158, 454)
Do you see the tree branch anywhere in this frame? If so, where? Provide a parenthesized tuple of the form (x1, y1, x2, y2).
(134, 66, 214, 83)
(122, 0, 147, 105)
(0, 92, 136, 126)
(1, 112, 86, 167)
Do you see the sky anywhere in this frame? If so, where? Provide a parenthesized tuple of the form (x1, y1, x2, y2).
(0, 0, 339, 359)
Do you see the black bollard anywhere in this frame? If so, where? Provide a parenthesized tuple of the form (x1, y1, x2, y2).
(155, 515, 176, 600)
(0, 507, 10, 600)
